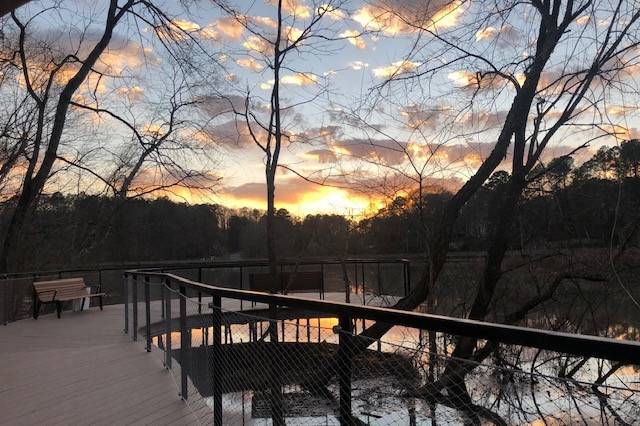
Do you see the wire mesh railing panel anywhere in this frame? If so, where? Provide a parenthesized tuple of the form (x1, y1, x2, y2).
(125, 272, 640, 426)
(331, 329, 640, 425)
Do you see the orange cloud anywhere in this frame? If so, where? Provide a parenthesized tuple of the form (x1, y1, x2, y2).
(243, 35, 271, 53)
(373, 60, 421, 78)
(217, 17, 244, 39)
(220, 178, 382, 216)
(260, 79, 276, 90)
(348, 60, 369, 70)
(281, 73, 318, 86)
(319, 4, 346, 20)
(277, 0, 311, 19)
(340, 30, 366, 49)
(236, 57, 264, 71)
(353, 0, 463, 36)
(475, 25, 517, 42)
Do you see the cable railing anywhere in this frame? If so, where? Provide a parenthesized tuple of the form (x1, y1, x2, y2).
(125, 269, 640, 425)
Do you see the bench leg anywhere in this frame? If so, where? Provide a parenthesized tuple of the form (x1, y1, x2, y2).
(99, 295, 103, 311)
(81, 298, 85, 311)
(56, 301, 62, 319)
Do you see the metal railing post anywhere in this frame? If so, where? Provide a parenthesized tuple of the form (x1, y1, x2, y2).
(145, 276, 151, 352)
(269, 302, 284, 425)
(211, 294, 222, 426)
(123, 273, 129, 334)
(132, 275, 138, 342)
(403, 260, 411, 296)
(179, 285, 189, 400)
(161, 283, 165, 319)
(164, 279, 172, 368)
(239, 266, 244, 310)
(338, 314, 354, 425)
(197, 267, 202, 315)
(320, 263, 325, 300)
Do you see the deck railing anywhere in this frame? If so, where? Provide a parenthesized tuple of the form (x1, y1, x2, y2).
(125, 269, 640, 426)
(1, 257, 411, 324)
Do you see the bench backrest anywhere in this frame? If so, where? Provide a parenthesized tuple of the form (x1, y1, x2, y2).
(249, 271, 323, 293)
(34, 277, 87, 299)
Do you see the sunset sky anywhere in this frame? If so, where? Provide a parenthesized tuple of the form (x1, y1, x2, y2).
(7, 0, 640, 217)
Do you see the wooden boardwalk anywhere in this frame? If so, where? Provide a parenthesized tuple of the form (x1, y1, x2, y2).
(0, 304, 206, 426)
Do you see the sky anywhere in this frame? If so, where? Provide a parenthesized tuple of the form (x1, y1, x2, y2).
(5, 0, 640, 217)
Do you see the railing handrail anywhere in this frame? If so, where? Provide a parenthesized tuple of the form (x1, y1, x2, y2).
(0, 256, 412, 280)
(126, 269, 640, 364)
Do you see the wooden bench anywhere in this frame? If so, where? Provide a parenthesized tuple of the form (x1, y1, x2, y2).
(33, 277, 105, 319)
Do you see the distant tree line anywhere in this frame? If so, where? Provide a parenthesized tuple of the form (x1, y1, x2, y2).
(1, 141, 638, 271)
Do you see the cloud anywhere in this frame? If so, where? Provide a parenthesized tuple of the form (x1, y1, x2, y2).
(199, 95, 246, 116)
(447, 70, 518, 91)
(339, 30, 366, 49)
(457, 110, 508, 129)
(216, 16, 245, 39)
(319, 4, 346, 20)
(373, 60, 421, 78)
(303, 149, 338, 163)
(250, 16, 278, 28)
(348, 61, 369, 70)
(172, 19, 201, 32)
(11, 30, 155, 94)
(222, 178, 323, 205)
(221, 176, 380, 216)
(331, 138, 408, 165)
(260, 79, 276, 90)
(236, 57, 264, 71)
(199, 119, 264, 149)
(293, 126, 342, 144)
(281, 73, 318, 86)
(281, 0, 311, 18)
(353, 0, 463, 36)
(576, 15, 590, 25)
(285, 26, 304, 43)
(606, 105, 636, 117)
(243, 35, 271, 53)
(115, 85, 144, 100)
(475, 25, 518, 43)
(400, 104, 448, 129)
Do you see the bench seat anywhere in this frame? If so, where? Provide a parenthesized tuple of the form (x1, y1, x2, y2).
(33, 277, 105, 318)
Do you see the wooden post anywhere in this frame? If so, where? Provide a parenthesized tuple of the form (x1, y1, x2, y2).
(338, 314, 353, 425)
(211, 294, 223, 426)
(179, 285, 189, 400)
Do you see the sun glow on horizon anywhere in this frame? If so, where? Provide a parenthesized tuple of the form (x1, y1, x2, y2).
(215, 185, 384, 217)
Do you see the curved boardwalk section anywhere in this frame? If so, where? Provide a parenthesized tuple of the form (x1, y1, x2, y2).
(0, 305, 200, 426)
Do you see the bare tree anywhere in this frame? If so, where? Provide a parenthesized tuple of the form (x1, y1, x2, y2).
(302, 0, 640, 414)
(0, 0, 215, 270)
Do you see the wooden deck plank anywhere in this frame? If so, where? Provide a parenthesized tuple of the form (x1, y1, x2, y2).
(0, 305, 200, 425)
